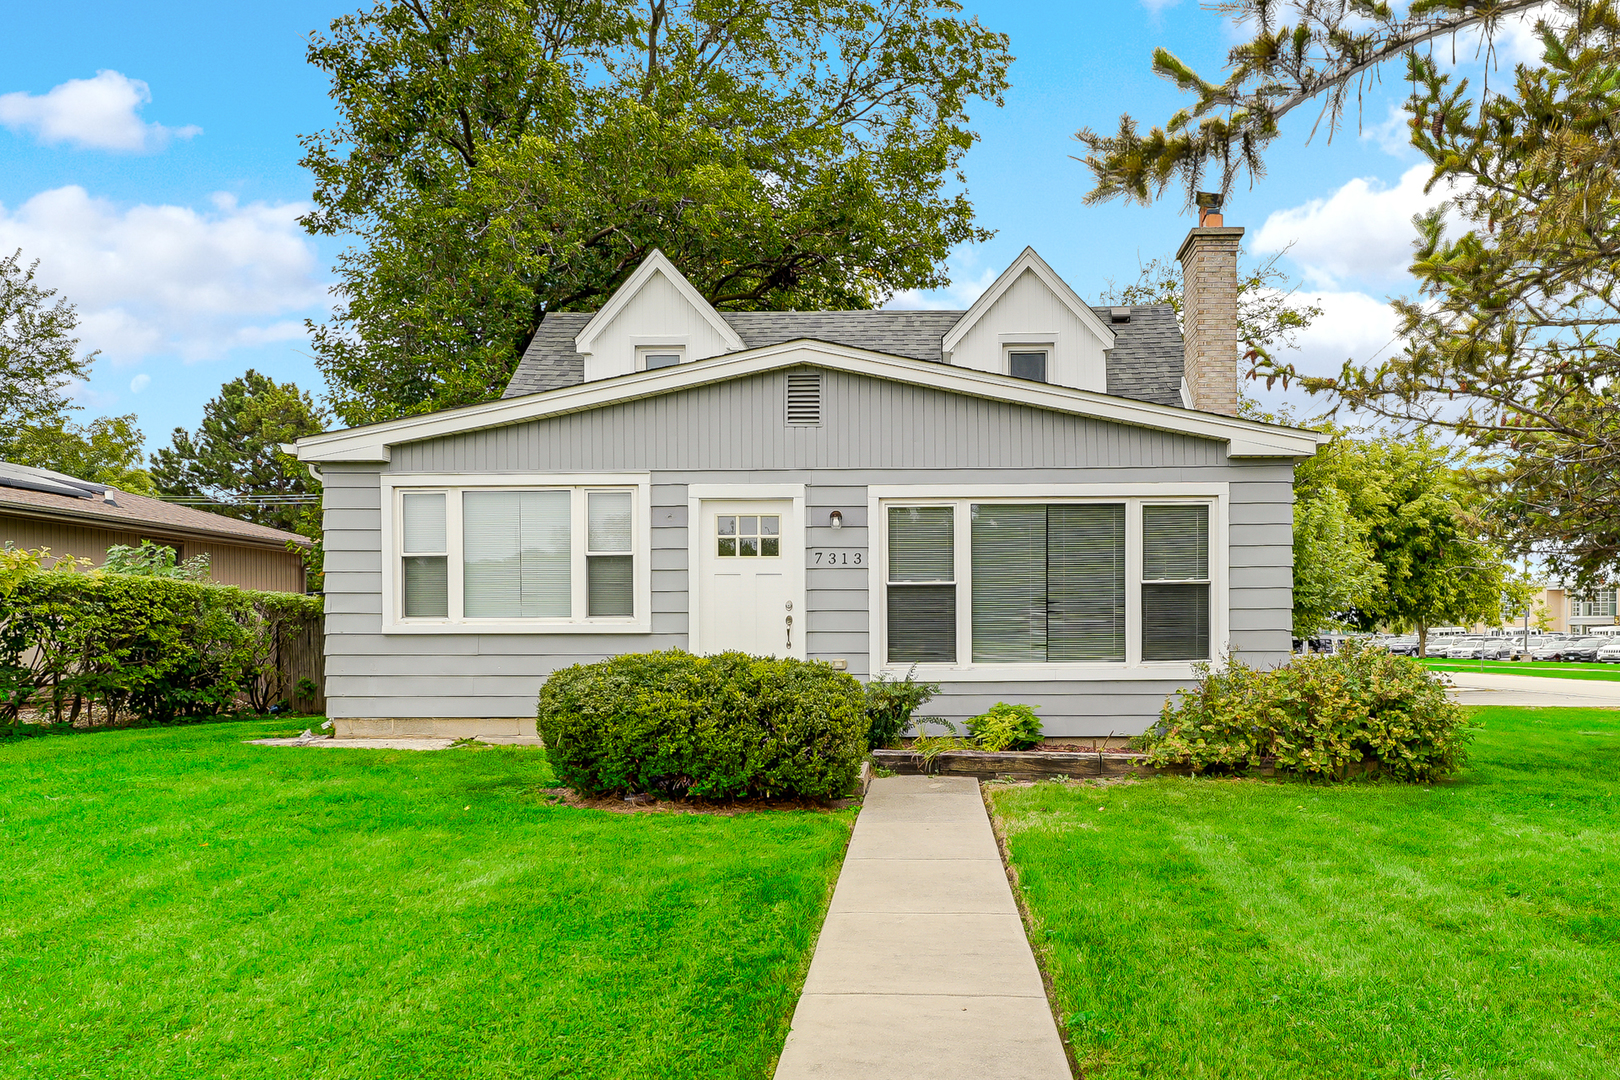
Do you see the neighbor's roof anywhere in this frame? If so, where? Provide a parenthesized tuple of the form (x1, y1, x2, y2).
(502, 305, 1185, 407)
(0, 461, 311, 548)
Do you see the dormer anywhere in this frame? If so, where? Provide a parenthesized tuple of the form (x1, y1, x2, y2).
(941, 247, 1115, 393)
(574, 250, 745, 382)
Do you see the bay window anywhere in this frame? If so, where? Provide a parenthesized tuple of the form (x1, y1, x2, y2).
(384, 474, 650, 632)
(879, 491, 1222, 671)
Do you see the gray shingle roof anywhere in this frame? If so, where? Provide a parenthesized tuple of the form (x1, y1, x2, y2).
(502, 305, 1185, 408)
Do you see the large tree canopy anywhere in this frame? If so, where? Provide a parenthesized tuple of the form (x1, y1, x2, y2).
(1079, 0, 1620, 586)
(302, 0, 1012, 426)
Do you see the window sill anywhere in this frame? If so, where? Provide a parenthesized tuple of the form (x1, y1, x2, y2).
(874, 661, 1212, 683)
(384, 620, 652, 636)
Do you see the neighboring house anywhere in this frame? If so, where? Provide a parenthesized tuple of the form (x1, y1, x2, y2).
(294, 212, 1326, 739)
(0, 461, 310, 593)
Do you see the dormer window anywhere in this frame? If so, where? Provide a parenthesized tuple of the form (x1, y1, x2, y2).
(1005, 346, 1050, 383)
(637, 346, 685, 371)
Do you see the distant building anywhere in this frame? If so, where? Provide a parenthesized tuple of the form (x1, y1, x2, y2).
(1, 461, 310, 593)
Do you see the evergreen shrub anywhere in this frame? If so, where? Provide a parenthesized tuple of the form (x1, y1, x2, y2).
(536, 650, 868, 799)
(1140, 640, 1474, 781)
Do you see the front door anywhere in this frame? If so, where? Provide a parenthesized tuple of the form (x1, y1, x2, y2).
(695, 499, 803, 658)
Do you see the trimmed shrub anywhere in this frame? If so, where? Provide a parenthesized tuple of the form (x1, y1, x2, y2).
(536, 650, 868, 800)
(965, 702, 1043, 751)
(0, 547, 322, 730)
(1140, 640, 1474, 781)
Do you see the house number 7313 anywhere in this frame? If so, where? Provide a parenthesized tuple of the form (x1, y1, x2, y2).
(810, 550, 864, 565)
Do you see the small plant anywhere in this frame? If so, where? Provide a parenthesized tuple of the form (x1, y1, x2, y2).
(907, 718, 969, 774)
(863, 666, 941, 750)
(965, 702, 1044, 751)
(294, 676, 319, 699)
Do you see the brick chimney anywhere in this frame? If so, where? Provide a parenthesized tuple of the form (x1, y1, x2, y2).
(1176, 193, 1244, 416)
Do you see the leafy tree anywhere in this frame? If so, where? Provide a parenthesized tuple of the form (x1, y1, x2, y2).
(1291, 482, 1381, 640)
(301, 0, 1013, 425)
(7, 415, 156, 495)
(1102, 248, 1323, 365)
(1302, 432, 1514, 656)
(151, 371, 328, 536)
(1077, 0, 1620, 587)
(0, 249, 97, 454)
(102, 540, 212, 582)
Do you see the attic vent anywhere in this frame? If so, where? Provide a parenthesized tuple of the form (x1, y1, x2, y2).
(1109, 307, 1132, 324)
(785, 371, 823, 426)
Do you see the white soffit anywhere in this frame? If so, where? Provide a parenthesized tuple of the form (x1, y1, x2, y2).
(941, 246, 1117, 358)
(572, 249, 745, 357)
(294, 340, 1328, 464)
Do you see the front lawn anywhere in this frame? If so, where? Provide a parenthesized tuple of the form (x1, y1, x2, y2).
(1422, 658, 1620, 681)
(0, 719, 854, 1080)
(991, 706, 1620, 1079)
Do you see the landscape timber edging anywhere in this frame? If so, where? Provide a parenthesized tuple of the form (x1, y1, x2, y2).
(871, 748, 1162, 780)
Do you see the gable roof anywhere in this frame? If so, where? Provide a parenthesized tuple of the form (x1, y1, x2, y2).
(0, 461, 311, 549)
(940, 246, 1116, 358)
(297, 339, 1326, 464)
(503, 304, 1185, 407)
(571, 249, 744, 357)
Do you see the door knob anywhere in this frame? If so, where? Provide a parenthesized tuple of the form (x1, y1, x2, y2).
(786, 614, 793, 649)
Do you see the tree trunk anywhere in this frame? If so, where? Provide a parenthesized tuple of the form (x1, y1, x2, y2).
(1417, 622, 1429, 658)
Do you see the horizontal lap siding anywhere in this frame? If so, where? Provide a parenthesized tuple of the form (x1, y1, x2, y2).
(326, 370, 1296, 731)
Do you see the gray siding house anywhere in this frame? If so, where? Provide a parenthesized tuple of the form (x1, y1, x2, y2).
(295, 219, 1324, 739)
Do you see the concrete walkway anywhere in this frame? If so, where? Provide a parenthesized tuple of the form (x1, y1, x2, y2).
(1445, 671, 1620, 709)
(773, 775, 1070, 1080)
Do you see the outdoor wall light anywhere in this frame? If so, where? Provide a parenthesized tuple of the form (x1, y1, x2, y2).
(829, 510, 843, 530)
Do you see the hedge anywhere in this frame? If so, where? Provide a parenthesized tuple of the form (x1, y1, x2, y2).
(536, 650, 868, 800)
(0, 549, 322, 730)
(1140, 640, 1474, 781)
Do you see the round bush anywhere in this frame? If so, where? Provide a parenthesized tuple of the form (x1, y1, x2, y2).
(536, 650, 868, 800)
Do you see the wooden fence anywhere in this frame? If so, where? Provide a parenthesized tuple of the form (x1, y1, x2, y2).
(274, 620, 326, 715)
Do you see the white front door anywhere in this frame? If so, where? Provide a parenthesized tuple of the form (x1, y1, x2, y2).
(695, 498, 803, 658)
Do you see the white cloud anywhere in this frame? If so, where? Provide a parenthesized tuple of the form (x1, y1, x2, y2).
(129, 373, 150, 393)
(0, 71, 200, 152)
(885, 252, 1000, 311)
(1243, 289, 1406, 420)
(1140, 0, 1182, 14)
(1252, 164, 1453, 288)
(0, 185, 329, 366)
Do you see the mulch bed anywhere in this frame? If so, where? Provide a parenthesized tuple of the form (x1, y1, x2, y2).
(544, 788, 859, 816)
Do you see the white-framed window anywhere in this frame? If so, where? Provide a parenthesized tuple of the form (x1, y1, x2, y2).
(871, 484, 1227, 680)
(636, 345, 685, 371)
(1002, 343, 1052, 383)
(381, 473, 652, 634)
(1574, 588, 1617, 619)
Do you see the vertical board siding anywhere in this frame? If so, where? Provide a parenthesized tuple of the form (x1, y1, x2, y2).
(328, 371, 1295, 735)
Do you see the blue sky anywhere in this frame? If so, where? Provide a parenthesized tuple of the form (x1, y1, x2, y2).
(1, 1, 1543, 448)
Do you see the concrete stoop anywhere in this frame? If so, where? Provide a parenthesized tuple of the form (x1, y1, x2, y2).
(772, 775, 1071, 1080)
(332, 716, 538, 739)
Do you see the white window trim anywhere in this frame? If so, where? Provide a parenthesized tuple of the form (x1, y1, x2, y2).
(866, 483, 1229, 681)
(635, 344, 687, 371)
(380, 472, 652, 634)
(1002, 340, 1056, 380)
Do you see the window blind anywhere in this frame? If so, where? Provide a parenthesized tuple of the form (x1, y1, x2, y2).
(401, 492, 447, 617)
(1142, 504, 1210, 660)
(971, 504, 1046, 661)
(887, 506, 955, 662)
(969, 504, 1126, 663)
(463, 490, 571, 619)
(587, 491, 633, 617)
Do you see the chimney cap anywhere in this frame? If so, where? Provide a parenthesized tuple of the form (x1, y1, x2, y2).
(1109, 307, 1131, 323)
(1195, 191, 1223, 210)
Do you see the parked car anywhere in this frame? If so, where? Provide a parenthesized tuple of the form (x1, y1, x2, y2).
(1444, 637, 1487, 659)
(1596, 640, 1620, 663)
(1542, 636, 1607, 662)
(1384, 636, 1420, 656)
(1529, 637, 1571, 661)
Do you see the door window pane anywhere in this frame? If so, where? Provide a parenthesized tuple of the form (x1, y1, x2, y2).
(717, 514, 780, 557)
(464, 490, 571, 618)
(888, 506, 955, 662)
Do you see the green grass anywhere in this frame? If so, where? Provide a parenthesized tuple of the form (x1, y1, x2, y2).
(990, 707, 1620, 1079)
(0, 719, 854, 1080)
(1422, 658, 1620, 681)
